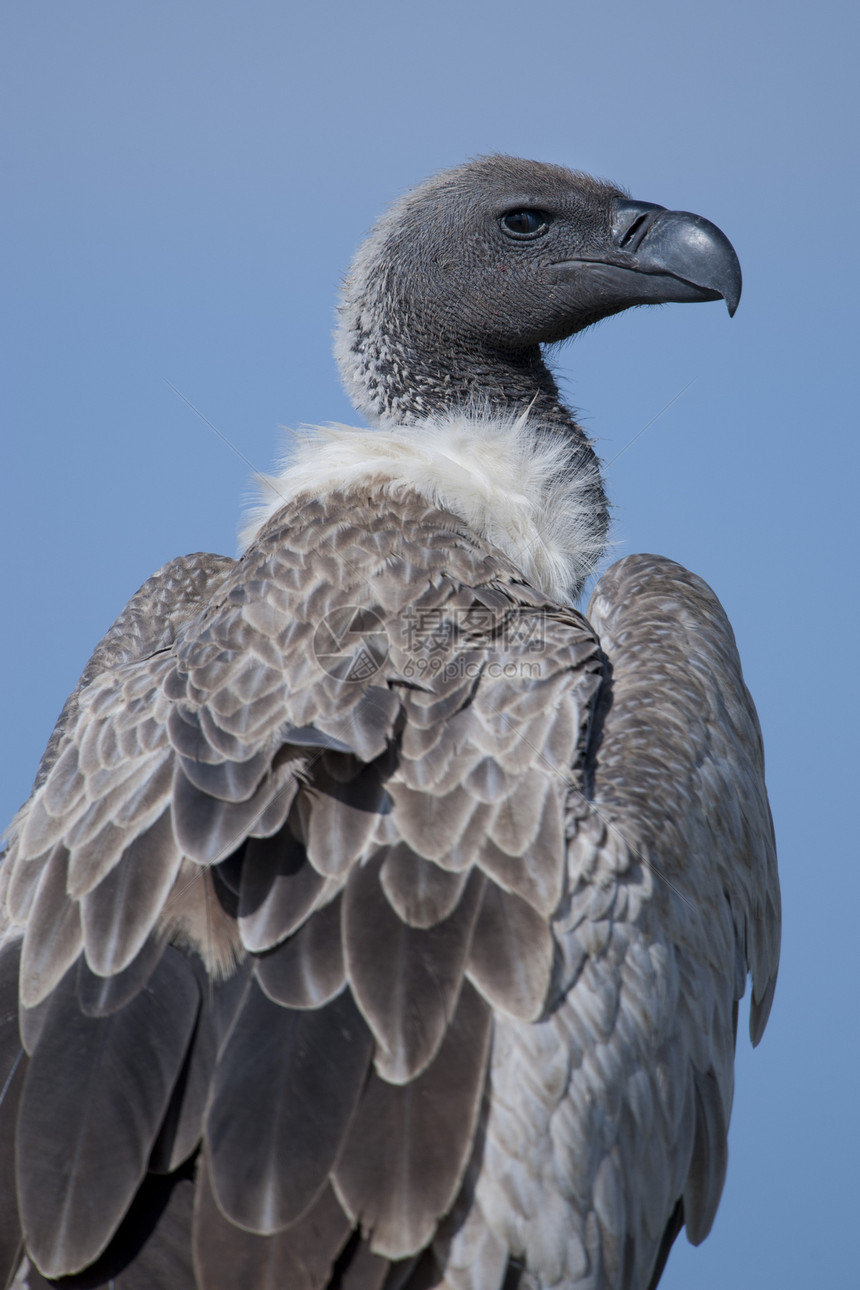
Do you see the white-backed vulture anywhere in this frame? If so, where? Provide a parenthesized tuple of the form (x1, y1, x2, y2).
(0, 155, 780, 1290)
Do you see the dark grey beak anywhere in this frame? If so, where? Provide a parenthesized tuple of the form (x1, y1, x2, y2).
(554, 197, 742, 319)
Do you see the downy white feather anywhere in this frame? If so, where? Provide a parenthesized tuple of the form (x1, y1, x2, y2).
(240, 410, 606, 602)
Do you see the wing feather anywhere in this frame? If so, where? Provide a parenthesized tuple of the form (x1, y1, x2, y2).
(192, 1161, 352, 1290)
(17, 947, 199, 1278)
(467, 553, 779, 1288)
(19, 846, 83, 1008)
(20, 1174, 198, 1290)
(79, 809, 182, 976)
(255, 894, 346, 1009)
(304, 754, 393, 878)
(682, 1070, 729, 1244)
(13, 799, 69, 874)
(0, 944, 26, 1288)
(171, 761, 298, 865)
(466, 881, 554, 1021)
(205, 981, 372, 1234)
(5, 842, 53, 927)
(475, 786, 565, 917)
(41, 743, 87, 818)
(32, 551, 236, 792)
(76, 935, 164, 1017)
(333, 980, 492, 1261)
(149, 972, 223, 1176)
(237, 812, 329, 952)
(343, 852, 483, 1083)
(379, 843, 472, 929)
(66, 754, 174, 894)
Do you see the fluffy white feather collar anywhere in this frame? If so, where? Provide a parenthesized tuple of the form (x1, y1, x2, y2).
(239, 410, 605, 602)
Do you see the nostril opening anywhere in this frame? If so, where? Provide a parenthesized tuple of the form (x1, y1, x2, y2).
(618, 213, 650, 249)
(612, 199, 665, 251)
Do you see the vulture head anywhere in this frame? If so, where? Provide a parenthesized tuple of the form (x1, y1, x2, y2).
(324, 155, 742, 600)
(337, 155, 741, 427)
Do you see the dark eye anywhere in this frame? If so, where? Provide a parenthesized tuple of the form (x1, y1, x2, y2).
(500, 209, 551, 240)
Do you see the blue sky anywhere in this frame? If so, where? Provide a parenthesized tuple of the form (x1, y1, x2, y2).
(2, 2, 858, 1285)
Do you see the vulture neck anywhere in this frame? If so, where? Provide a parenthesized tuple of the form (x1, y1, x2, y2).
(241, 262, 613, 603)
(337, 289, 577, 430)
(335, 288, 609, 549)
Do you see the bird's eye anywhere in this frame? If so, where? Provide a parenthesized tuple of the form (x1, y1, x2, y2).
(500, 209, 551, 240)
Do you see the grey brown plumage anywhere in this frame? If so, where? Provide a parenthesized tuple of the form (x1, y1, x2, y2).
(0, 156, 778, 1289)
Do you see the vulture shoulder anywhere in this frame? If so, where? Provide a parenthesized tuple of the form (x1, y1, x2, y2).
(457, 553, 779, 1290)
(30, 551, 236, 792)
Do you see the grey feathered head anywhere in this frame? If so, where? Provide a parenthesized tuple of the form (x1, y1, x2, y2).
(336, 154, 741, 426)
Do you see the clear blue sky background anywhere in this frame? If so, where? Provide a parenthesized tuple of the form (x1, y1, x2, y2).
(2, 3, 857, 1286)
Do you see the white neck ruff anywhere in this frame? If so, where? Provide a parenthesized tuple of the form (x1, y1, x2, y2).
(239, 410, 606, 602)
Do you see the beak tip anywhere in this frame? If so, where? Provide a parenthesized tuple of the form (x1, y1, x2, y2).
(725, 276, 742, 316)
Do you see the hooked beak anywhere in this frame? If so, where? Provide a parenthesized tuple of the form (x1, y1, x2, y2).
(553, 197, 742, 320)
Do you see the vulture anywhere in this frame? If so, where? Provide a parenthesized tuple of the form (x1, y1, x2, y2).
(0, 156, 780, 1290)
